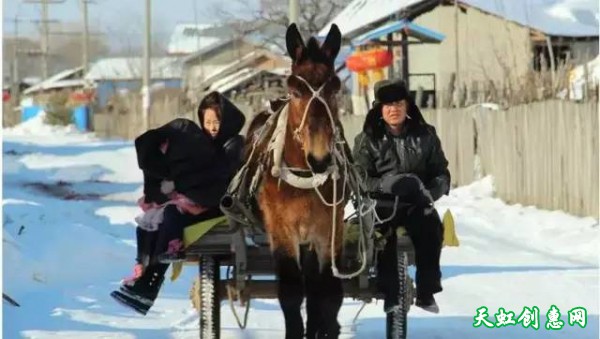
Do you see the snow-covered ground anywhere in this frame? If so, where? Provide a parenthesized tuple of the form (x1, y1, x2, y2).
(3, 116, 599, 338)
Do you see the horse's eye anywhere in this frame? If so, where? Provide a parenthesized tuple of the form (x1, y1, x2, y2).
(290, 89, 302, 99)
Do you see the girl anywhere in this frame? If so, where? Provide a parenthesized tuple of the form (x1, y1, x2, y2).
(111, 92, 245, 315)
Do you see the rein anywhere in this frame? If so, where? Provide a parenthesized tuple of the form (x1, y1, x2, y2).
(234, 74, 370, 279)
(272, 74, 366, 279)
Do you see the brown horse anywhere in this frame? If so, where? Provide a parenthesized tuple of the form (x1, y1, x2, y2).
(245, 23, 347, 338)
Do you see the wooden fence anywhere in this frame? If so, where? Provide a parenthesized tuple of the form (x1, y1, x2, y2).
(473, 100, 598, 218)
(93, 94, 193, 140)
(93, 92, 261, 139)
(418, 100, 598, 218)
(2, 102, 20, 127)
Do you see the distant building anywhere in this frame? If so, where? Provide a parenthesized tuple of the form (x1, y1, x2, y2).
(22, 67, 87, 97)
(85, 57, 183, 107)
(323, 0, 599, 108)
(167, 23, 235, 56)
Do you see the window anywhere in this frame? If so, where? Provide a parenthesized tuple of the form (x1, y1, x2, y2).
(532, 44, 572, 71)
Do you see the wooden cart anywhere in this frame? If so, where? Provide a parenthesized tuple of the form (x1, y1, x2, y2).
(181, 215, 417, 339)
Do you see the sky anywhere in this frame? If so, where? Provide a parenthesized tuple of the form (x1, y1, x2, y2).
(3, 0, 259, 49)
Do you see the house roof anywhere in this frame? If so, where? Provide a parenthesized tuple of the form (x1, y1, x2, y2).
(200, 49, 290, 84)
(85, 57, 184, 80)
(181, 38, 238, 64)
(352, 19, 445, 46)
(320, 0, 599, 39)
(24, 79, 88, 94)
(23, 66, 86, 95)
(167, 23, 233, 55)
(208, 67, 285, 93)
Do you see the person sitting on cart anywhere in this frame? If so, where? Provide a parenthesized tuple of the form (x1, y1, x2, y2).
(352, 79, 450, 314)
(111, 91, 246, 315)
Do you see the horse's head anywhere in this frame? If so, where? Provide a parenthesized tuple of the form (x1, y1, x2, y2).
(285, 23, 342, 174)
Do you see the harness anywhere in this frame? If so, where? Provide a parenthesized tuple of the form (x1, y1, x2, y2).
(225, 74, 374, 279)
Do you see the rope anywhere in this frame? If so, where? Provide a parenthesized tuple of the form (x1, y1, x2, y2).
(330, 141, 367, 279)
(292, 76, 328, 142)
(225, 266, 251, 329)
(226, 284, 251, 329)
(351, 301, 368, 329)
(284, 75, 369, 279)
(264, 75, 374, 280)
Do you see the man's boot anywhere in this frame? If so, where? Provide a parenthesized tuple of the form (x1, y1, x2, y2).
(415, 269, 441, 313)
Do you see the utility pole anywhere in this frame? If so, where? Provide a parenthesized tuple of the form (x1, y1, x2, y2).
(24, 0, 65, 79)
(454, 0, 460, 106)
(80, 0, 91, 73)
(142, 0, 152, 131)
(289, 0, 299, 25)
(12, 16, 21, 108)
(41, 0, 49, 79)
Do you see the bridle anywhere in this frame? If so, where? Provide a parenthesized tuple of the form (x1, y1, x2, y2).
(289, 74, 338, 145)
(283, 74, 369, 279)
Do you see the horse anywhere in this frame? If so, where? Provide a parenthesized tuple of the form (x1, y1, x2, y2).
(244, 23, 348, 338)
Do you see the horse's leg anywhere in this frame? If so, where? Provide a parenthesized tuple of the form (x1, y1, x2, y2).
(274, 248, 305, 339)
(304, 249, 343, 338)
(303, 248, 321, 338)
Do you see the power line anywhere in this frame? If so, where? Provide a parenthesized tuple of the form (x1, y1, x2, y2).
(80, 0, 93, 74)
(23, 0, 66, 79)
(142, 0, 151, 131)
(12, 16, 21, 107)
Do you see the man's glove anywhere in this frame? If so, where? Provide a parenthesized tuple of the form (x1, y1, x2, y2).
(379, 174, 434, 207)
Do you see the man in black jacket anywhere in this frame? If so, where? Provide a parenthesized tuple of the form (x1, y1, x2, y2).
(353, 79, 450, 313)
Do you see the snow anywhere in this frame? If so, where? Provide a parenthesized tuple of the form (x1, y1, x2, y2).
(568, 55, 600, 100)
(167, 24, 227, 55)
(322, 0, 599, 38)
(3, 118, 599, 338)
(3, 112, 93, 142)
(85, 57, 183, 81)
(22, 66, 86, 96)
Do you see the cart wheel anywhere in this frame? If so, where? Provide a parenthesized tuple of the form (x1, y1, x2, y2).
(386, 249, 411, 339)
(199, 256, 220, 339)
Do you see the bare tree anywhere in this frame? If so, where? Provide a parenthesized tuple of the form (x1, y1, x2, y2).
(2, 36, 41, 80)
(52, 35, 109, 71)
(209, 0, 351, 51)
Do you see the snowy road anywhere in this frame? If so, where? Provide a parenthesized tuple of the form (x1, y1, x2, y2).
(3, 117, 599, 338)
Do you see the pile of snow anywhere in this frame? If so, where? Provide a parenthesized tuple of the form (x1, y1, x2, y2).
(3, 112, 96, 143)
(438, 176, 599, 266)
(568, 55, 600, 100)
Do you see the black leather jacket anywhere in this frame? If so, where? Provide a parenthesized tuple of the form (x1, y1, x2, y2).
(352, 100, 450, 201)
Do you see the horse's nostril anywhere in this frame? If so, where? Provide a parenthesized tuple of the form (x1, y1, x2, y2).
(307, 153, 332, 174)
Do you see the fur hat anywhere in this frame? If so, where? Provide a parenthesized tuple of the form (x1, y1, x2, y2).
(374, 78, 409, 104)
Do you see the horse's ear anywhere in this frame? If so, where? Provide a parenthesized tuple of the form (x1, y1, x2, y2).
(321, 24, 341, 61)
(286, 23, 305, 63)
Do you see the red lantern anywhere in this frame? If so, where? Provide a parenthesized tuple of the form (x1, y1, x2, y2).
(346, 49, 393, 73)
(70, 90, 95, 103)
